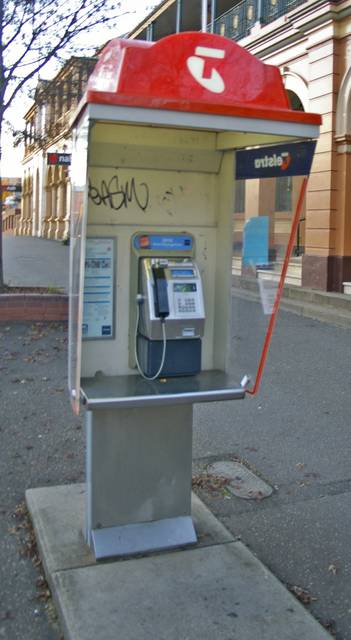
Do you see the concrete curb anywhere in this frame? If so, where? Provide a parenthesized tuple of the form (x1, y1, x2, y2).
(2, 278, 350, 326)
(0, 293, 68, 322)
(232, 277, 351, 329)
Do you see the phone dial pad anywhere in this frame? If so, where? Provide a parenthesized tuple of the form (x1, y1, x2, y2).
(176, 295, 197, 314)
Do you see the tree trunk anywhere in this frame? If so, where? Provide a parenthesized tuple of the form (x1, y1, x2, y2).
(0, 128, 4, 290)
(0, 0, 4, 289)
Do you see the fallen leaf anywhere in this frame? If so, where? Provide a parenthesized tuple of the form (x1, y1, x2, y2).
(328, 564, 338, 575)
(0, 611, 14, 620)
(321, 619, 337, 636)
(192, 473, 230, 494)
(288, 584, 317, 605)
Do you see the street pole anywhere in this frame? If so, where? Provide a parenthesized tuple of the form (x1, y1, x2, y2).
(210, 0, 217, 33)
(201, 0, 207, 32)
(176, 0, 182, 32)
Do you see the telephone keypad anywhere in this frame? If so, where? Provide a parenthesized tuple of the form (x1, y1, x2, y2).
(176, 296, 197, 314)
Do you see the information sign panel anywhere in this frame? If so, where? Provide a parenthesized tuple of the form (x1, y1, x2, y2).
(82, 238, 115, 339)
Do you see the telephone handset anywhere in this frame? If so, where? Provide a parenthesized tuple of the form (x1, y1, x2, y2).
(152, 266, 170, 320)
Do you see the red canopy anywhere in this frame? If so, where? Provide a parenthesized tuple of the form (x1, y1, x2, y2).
(81, 32, 321, 127)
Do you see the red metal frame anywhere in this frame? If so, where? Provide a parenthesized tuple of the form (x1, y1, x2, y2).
(246, 176, 309, 396)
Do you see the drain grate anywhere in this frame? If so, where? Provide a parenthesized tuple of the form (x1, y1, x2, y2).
(207, 461, 273, 500)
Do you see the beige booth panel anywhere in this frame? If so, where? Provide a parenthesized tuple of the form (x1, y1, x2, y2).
(81, 122, 235, 381)
(87, 167, 217, 228)
(89, 123, 222, 174)
(81, 225, 217, 378)
(90, 122, 219, 150)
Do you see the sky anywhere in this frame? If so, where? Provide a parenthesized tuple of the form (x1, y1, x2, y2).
(2, 0, 158, 177)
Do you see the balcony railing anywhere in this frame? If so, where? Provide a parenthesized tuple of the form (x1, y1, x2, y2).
(212, 0, 307, 41)
(213, 0, 257, 40)
(261, 0, 307, 24)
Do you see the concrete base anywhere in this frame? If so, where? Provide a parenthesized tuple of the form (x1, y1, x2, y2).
(90, 515, 197, 560)
(26, 483, 233, 575)
(26, 484, 331, 640)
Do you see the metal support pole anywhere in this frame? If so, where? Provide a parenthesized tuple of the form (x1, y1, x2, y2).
(146, 22, 154, 41)
(201, 0, 207, 32)
(210, 0, 217, 33)
(176, 0, 182, 33)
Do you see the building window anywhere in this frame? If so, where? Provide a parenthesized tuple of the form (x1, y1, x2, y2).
(275, 176, 292, 211)
(287, 90, 304, 112)
(235, 179, 245, 213)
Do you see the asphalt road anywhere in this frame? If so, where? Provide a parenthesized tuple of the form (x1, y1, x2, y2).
(194, 297, 351, 639)
(1, 301, 351, 638)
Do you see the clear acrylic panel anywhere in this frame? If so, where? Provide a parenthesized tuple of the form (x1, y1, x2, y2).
(68, 116, 89, 414)
(230, 141, 315, 394)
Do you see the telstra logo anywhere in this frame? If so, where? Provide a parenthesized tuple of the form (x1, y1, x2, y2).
(254, 151, 291, 170)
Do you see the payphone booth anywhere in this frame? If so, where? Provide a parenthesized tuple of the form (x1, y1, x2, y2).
(68, 32, 320, 560)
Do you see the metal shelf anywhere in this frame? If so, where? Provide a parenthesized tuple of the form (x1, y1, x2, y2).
(81, 370, 246, 409)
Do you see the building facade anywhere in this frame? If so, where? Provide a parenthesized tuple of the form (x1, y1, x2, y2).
(128, 0, 351, 293)
(20, 57, 96, 241)
(1, 177, 21, 236)
(20, 0, 351, 292)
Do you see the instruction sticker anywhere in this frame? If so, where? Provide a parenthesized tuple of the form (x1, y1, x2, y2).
(83, 238, 115, 339)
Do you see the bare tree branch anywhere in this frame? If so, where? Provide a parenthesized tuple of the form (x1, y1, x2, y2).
(0, 0, 154, 288)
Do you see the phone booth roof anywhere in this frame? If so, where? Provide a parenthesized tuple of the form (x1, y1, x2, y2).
(73, 32, 321, 139)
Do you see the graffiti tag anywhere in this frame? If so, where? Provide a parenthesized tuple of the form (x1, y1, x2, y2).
(89, 175, 149, 212)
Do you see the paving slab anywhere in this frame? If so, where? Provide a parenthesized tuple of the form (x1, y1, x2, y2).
(3, 236, 69, 291)
(26, 483, 332, 640)
(52, 542, 332, 640)
(25, 484, 234, 576)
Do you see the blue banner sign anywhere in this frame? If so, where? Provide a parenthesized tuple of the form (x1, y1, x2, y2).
(242, 217, 269, 267)
(133, 234, 193, 252)
(236, 141, 316, 180)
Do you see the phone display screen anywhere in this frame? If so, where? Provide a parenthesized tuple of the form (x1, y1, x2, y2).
(173, 283, 197, 292)
(170, 269, 194, 277)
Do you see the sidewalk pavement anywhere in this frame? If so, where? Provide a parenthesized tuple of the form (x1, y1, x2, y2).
(1, 321, 335, 640)
(3, 235, 351, 326)
(26, 484, 333, 640)
(2, 235, 351, 639)
(3, 236, 69, 292)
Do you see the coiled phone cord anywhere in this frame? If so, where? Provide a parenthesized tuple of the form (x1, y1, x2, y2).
(134, 298, 167, 380)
